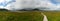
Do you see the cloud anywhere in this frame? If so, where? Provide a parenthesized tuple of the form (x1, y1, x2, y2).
(36, 0, 60, 10)
(1, 0, 60, 11)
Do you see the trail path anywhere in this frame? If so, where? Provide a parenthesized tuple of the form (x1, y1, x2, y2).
(41, 13, 48, 21)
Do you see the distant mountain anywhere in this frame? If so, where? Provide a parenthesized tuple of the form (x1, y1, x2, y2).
(0, 9, 8, 11)
(17, 8, 39, 11)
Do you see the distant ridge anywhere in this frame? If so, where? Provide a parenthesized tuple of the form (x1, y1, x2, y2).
(0, 9, 8, 11)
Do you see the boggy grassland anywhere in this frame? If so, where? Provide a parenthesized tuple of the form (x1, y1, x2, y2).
(0, 11, 60, 21)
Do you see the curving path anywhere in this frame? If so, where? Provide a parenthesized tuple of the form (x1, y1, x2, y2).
(41, 13, 48, 21)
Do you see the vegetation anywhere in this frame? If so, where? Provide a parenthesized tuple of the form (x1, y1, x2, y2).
(0, 11, 43, 21)
(0, 11, 60, 21)
(43, 11, 60, 21)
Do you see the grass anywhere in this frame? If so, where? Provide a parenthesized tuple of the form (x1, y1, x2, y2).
(0, 11, 43, 21)
(0, 11, 60, 21)
(42, 11, 60, 21)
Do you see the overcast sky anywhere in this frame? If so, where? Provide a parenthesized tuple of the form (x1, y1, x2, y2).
(0, 0, 60, 10)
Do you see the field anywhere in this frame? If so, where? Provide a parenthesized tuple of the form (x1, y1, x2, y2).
(0, 11, 60, 21)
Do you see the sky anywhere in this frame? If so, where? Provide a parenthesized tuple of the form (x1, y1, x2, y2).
(0, 0, 60, 11)
(0, 0, 16, 9)
(35, 0, 60, 10)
